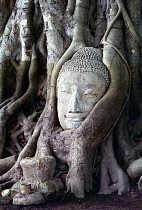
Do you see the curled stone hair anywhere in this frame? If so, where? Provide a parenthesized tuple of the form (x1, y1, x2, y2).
(57, 47, 110, 86)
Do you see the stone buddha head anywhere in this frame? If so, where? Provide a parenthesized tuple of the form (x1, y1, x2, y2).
(57, 47, 110, 130)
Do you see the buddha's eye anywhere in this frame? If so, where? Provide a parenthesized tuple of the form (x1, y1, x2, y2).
(61, 90, 67, 93)
(91, 92, 98, 97)
(84, 89, 92, 95)
(84, 89, 98, 97)
(60, 89, 70, 94)
(84, 89, 94, 95)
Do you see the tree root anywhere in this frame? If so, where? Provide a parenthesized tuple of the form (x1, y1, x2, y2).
(0, 63, 6, 103)
(0, 155, 17, 176)
(0, 162, 22, 189)
(0, 0, 37, 158)
(66, 140, 93, 198)
(101, 0, 140, 83)
(0, 122, 41, 189)
(99, 132, 130, 195)
(129, 106, 142, 149)
(115, 114, 136, 168)
(66, 0, 75, 15)
(37, 31, 47, 58)
(116, 0, 140, 45)
(0, 180, 16, 191)
(102, 0, 140, 46)
(127, 158, 142, 181)
(0, 44, 38, 158)
(6, 110, 42, 155)
(66, 162, 92, 198)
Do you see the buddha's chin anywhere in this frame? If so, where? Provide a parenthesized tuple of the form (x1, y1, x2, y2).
(59, 118, 84, 130)
(66, 120, 83, 129)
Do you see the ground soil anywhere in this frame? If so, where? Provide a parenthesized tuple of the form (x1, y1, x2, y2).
(0, 185, 142, 210)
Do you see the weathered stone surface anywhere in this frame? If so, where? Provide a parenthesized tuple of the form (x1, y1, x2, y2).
(11, 181, 21, 193)
(11, 177, 64, 205)
(57, 71, 108, 130)
(20, 156, 56, 182)
(13, 192, 45, 205)
(12, 178, 64, 205)
(57, 47, 110, 130)
(38, 180, 55, 193)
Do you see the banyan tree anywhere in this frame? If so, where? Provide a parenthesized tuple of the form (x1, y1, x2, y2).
(0, 0, 142, 205)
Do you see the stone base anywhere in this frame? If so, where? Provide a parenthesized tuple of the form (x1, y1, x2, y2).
(11, 156, 64, 205)
(11, 178, 64, 205)
(13, 192, 44, 205)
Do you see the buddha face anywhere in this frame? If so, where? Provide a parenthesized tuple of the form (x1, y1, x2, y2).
(57, 71, 108, 130)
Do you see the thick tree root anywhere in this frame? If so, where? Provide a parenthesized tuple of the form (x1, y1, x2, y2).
(115, 114, 136, 168)
(102, 0, 140, 46)
(0, 155, 17, 176)
(66, 162, 92, 198)
(66, 142, 93, 198)
(0, 162, 22, 188)
(127, 158, 142, 181)
(0, 44, 38, 158)
(99, 132, 130, 195)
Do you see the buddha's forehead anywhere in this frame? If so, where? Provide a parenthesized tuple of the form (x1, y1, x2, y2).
(58, 71, 100, 86)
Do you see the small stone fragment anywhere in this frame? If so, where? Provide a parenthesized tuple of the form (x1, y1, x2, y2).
(1, 189, 10, 197)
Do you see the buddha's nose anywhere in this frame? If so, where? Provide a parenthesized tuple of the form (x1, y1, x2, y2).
(68, 90, 82, 113)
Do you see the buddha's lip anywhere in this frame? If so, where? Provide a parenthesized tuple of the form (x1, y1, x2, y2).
(65, 114, 84, 121)
(70, 118, 83, 122)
